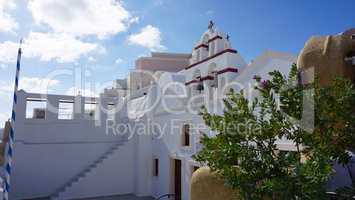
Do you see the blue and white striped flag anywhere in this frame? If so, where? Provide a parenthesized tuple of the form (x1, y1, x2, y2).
(3, 40, 22, 200)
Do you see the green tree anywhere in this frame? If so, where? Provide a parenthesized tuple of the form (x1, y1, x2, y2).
(195, 64, 355, 200)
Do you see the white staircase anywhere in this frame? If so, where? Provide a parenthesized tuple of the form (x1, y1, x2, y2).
(50, 140, 128, 200)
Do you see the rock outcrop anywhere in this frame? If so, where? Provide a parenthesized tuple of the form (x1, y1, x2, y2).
(297, 28, 355, 85)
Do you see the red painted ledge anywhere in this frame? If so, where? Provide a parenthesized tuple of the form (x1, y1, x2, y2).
(185, 49, 238, 70)
(185, 79, 199, 86)
(200, 75, 214, 81)
(217, 67, 238, 74)
(185, 67, 238, 85)
(194, 44, 208, 50)
(208, 35, 223, 43)
(193, 35, 223, 50)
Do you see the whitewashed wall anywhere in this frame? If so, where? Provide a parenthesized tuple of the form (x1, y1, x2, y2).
(149, 113, 203, 200)
(11, 91, 137, 200)
(9, 39, 297, 200)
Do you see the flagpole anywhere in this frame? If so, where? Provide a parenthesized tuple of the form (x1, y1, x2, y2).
(3, 39, 22, 200)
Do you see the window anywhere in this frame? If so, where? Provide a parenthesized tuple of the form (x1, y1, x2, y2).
(206, 63, 218, 100)
(196, 82, 204, 93)
(209, 87, 217, 101)
(191, 70, 203, 95)
(26, 98, 47, 119)
(219, 76, 226, 89)
(107, 104, 116, 121)
(196, 50, 200, 61)
(211, 71, 218, 88)
(182, 124, 190, 146)
(153, 158, 159, 176)
(209, 42, 215, 56)
(58, 100, 74, 120)
(84, 101, 97, 120)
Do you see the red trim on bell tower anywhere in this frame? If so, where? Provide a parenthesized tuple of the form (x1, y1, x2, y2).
(185, 49, 238, 70)
(185, 67, 238, 85)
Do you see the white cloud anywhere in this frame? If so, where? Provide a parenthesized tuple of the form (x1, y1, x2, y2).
(0, 41, 18, 63)
(25, 32, 103, 62)
(0, 91, 11, 127)
(128, 25, 165, 51)
(88, 56, 96, 62)
(0, 13, 18, 33)
(0, 64, 7, 70)
(0, 77, 60, 95)
(19, 77, 60, 93)
(0, 32, 104, 63)
(128, 16, 140, 25)
(137, 53, 150, 59)
(28, 0, 134, 38)
(0, 113, 9, 127)
(0, 82, 11, 101)
(0, 77, 60, 127)
(66, 87, 97, 97)
(115, 58, 124, 64)
(0, 1, 16, 15)
(0, 0, 18, 33)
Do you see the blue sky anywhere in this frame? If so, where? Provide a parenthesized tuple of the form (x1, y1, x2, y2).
(0, 0, 354, 126)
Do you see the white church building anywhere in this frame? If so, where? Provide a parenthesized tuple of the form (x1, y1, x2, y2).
(6, 24, 296, 200)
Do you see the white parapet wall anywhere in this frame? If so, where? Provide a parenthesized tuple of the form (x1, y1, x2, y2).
(10, 91, 138, 200)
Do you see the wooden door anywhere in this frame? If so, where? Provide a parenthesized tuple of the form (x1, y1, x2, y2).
(174, 159, 182, 200)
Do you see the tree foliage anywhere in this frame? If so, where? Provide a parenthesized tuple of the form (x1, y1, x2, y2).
(195, 64, 355, 199)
